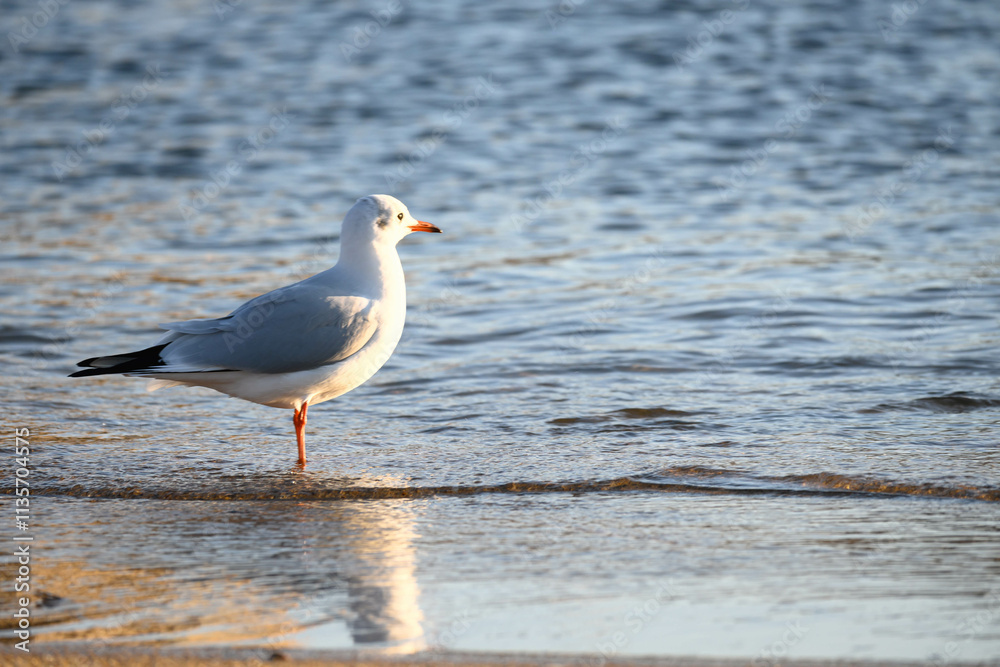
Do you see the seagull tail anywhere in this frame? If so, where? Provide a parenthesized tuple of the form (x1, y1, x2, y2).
(68, 344, 168, 378)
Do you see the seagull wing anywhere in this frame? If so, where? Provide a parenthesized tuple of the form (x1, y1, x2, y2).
(157, 286, 379, 374)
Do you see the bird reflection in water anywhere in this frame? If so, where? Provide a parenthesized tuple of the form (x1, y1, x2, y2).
(30, 480, 427, 653)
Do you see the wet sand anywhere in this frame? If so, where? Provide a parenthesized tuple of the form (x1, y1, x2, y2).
(0, 648, 958, 667)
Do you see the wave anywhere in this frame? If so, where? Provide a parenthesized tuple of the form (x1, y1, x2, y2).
(548, 407, 708, 432)
(860, 391, 1000, 414)
(15, 471, 998, 502)
(643, 467, 1000, 502)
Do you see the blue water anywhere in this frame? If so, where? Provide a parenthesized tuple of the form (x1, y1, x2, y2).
(2, 0, 999, 661)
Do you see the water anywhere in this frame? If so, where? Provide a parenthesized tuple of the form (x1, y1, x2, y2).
(2, 0, 999, 661)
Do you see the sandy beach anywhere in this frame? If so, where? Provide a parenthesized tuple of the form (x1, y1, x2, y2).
(1, 648, 959, 667)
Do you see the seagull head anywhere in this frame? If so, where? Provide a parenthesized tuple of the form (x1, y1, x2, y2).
(343, 194, 441, 248)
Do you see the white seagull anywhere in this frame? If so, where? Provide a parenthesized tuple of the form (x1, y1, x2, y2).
(70, 194, 442, 465)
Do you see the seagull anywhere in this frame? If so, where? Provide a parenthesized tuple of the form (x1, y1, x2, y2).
(70, 194, 442, 465)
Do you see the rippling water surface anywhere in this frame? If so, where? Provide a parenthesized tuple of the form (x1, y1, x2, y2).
(2, 0, 999, 661)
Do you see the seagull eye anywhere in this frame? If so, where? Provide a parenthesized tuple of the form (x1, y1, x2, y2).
(397, 212, 404, 221)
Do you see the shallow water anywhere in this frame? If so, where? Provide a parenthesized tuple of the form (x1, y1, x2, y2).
(2, 0, 1000, 661)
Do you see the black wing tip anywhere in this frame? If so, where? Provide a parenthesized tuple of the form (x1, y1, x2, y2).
(69, 367, 113, 378)
(68, 344, 169, 379)
(69, 356, 105, 377)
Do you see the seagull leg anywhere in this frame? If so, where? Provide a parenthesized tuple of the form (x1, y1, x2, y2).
(293, 402, 309, 465)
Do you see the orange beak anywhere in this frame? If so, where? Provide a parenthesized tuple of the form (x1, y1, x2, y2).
(408, 220, 442, 234)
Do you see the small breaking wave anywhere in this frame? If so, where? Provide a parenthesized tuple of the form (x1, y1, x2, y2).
(645, 466, 1000, 502)
(860, 392, 1000, 414)
(17, 471, 999, 502)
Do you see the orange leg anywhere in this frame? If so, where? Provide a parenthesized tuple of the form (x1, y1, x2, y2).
(293, 401, 309, 465)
